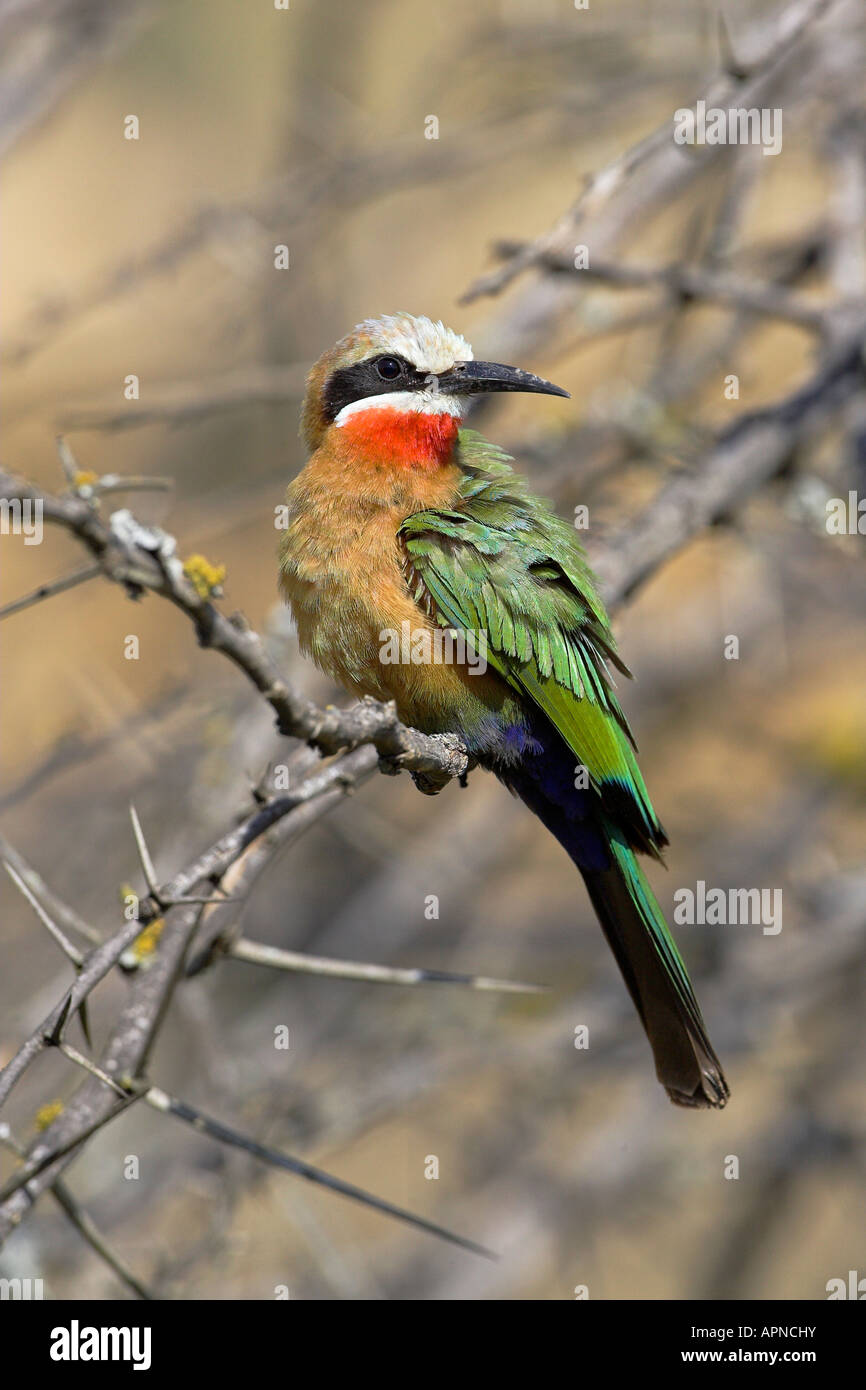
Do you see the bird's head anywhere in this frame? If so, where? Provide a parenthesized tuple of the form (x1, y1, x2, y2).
(301, 312, 568, 466)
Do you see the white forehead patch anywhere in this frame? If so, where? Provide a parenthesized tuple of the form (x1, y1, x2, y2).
(357, 313, 473, 374)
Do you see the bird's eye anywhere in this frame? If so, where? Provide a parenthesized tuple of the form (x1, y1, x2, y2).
(375, 356, 403, 381)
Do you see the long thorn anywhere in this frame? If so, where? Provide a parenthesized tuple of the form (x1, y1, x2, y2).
(55, 436, 79, 486)
(4, 863, 84, 966)
(145, 1087, 496, 1260)
(0, 565, 101, 621)
(0, 835, 101, 944)
(56, 1043, 130, 1100)
(228, 938, 545, 994)
(128, 805, 160, 897)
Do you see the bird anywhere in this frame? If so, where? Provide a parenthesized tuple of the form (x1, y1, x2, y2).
(279, 311, 729, 1110)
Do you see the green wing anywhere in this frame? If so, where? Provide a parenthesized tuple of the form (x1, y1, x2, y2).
(399, 430, 665, 856)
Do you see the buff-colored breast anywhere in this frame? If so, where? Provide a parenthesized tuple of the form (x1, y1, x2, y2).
(279, 432, 509, 734)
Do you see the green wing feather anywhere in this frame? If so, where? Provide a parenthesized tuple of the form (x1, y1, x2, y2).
(399, 430, 664, 854)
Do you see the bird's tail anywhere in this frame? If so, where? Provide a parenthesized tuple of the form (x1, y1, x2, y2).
(580, 826, 728, 1108)
(504, 750, 728, 1107)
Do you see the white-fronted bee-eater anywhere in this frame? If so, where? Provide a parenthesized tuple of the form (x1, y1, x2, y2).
(280, 312, 728, 1109)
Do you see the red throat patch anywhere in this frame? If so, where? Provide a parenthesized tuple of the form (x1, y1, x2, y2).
(338, 407, 459, 469)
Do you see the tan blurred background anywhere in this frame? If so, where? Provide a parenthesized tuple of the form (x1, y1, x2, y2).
(1, 0, 865, 1299)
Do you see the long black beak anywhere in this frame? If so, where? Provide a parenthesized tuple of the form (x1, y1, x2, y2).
(434, 360, 569, 399)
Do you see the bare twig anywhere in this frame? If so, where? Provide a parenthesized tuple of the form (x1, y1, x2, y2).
(48, 1182, 155, 1301)
(0, 564, 101, 622)
(488, 242, 832, 333)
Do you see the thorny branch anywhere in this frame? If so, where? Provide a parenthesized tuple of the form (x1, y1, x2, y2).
(0, 468, 472, 784)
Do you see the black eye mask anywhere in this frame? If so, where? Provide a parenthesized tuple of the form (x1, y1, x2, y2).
(322, 355, 430, 421)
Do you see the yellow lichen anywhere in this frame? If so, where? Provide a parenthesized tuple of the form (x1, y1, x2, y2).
(73, 470, 99, 490)
(131, 917, 165, 961)
(35, 1100, 64, 1131)
(183, 553, 226, 599)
